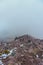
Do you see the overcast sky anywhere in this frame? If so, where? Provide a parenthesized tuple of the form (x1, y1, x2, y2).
(0, 0, 43, 39)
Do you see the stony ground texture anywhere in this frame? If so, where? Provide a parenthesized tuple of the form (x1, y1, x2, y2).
(0, 35, 43, 65)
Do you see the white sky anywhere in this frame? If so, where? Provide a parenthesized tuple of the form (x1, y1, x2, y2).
(0, 0, 43, 39)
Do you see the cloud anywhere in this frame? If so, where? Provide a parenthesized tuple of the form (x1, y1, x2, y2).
(0, 0, 43, 39)
(0, 0, 43, 9)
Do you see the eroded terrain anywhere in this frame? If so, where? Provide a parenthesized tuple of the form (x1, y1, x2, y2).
(0, 35, 43, 65)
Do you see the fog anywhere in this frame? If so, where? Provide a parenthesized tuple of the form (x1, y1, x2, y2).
(0, 0, 43, 40)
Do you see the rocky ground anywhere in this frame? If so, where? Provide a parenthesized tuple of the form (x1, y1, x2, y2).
(0, 35, 43, 65)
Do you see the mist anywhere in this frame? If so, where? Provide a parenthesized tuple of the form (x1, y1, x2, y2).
(0, 0, 43, 40)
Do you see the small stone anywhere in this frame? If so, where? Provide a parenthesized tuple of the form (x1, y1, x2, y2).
(15, 63, 18, 65)
(36, 55, 39, 58)
(21, 54, 24, 57)
(20, 44, 23, 47)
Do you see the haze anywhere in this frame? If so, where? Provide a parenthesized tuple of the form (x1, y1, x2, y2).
(0, 0, 43, 40)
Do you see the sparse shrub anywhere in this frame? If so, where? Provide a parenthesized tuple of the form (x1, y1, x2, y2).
(4, 50, 10, 54)
(0, 53, 2, 56)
